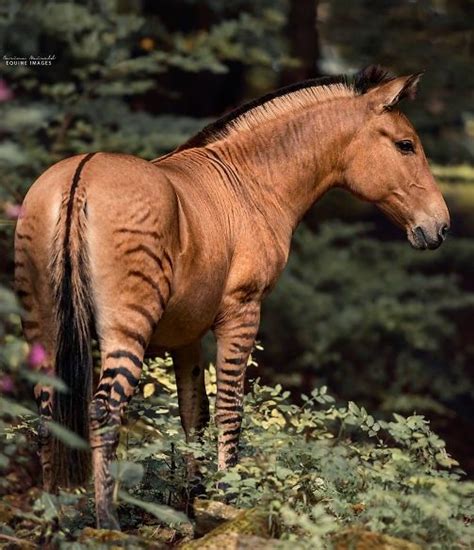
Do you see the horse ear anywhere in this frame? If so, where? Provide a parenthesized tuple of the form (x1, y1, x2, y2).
(368, 72, 424, 111)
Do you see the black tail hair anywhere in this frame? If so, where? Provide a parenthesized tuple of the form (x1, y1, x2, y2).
(51, 152, 96, 487)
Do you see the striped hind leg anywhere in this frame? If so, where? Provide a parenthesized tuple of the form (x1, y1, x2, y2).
(172, 341, 209, 494)
(15, 255, 55, 490)
(34, 380, 54, 490)
(31, 340, 55, 491)
(89, 269, 168, 529)
(214, 300, 260, 471)
(89, 334, 150, 530)
(172, 341, 209, 443)
(88, 217, 174, 527)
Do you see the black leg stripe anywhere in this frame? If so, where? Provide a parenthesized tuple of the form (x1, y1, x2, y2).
(114, 228, 162, 239)
(162, 249, 173, 270)
(106, 350, 142, 368)
(232, 322, 256, 331)
(127, 270, 165, 309)
(126, 303, 157, 332)
(125, 244, 165, 271)
(231, 343, 252, 354)
(224, 357, 244, 366)
(112, 381, 128, 401)
(102, 367, 139, 388)
(218, 416, 241, 425)
(220, 368, 243, 377)
(218, 394, 238, 404)
(223, 427, 241, 437)
(16, 233, 32, 241)
(218, 387, 238, 398)
(217, 403, 241, 412)
(223, 436, 240, 447)
(233, 332, 256, 341)
(97, 383, 111, 394)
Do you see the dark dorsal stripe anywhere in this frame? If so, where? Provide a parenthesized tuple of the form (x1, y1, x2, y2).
(177, 65, 395, 152)
(63, 152, 97, 260)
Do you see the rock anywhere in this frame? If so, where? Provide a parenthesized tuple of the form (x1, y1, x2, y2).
(332, 528, 423, 550)
(182, 533, 277, 549)
(193, 499, 241, 536)
(79, 527, 167, 549)
(182, 507, 271, 549)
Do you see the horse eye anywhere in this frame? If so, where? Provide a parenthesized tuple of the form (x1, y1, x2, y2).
(395, 140, 415, 154)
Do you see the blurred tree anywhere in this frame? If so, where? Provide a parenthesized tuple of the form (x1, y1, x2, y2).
(0, 0, 291, 187)
(258, 222, 474, 471)
(0, 0, 291, 275)
(279, 0, 321, 85)
(323, 0, 474, 163)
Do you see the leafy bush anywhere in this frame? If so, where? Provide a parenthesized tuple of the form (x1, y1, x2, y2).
(261, 222, 474, 419)
(1, 320, 472, 547)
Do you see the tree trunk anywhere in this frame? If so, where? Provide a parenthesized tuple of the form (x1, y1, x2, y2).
(280, 0, 321, 85)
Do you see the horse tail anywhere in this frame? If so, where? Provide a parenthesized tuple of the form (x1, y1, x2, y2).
(50, 152, 96, 486)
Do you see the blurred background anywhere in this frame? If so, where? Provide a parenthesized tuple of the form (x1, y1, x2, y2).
(0, 0, 473, 474)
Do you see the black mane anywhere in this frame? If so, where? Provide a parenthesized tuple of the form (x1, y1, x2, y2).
(179, 65, 395, 150)
(353, 64, 395, 94)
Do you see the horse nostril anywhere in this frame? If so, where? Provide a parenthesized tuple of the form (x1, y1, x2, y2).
(439, 224, 450, 240)
(413, 226, 427, 248)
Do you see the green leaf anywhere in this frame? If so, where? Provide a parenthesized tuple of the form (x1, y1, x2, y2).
(118, 491, 188, 525)
(23, 371, 68, 392)
(0, 397, 35, 417)
(110, 461, 144, 487)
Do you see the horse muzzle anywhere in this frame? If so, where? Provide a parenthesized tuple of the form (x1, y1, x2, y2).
(408, 222, 450, 250)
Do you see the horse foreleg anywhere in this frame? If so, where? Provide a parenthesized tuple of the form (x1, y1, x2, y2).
(214, 299, 260, 470)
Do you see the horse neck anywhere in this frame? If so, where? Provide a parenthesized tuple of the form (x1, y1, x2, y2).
(211, 97, 363, 232)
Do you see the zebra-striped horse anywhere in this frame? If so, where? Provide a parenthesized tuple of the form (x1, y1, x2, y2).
(15, 66, 449, 528)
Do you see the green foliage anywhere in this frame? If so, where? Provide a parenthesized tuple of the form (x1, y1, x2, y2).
(325, 0, 474, 163)
(262, 222, 474, 417)
(1, 0, 473, 546)
(119, 363, 474, 548)
(1, 287, 473, 547)
(0, 0, 290, 208)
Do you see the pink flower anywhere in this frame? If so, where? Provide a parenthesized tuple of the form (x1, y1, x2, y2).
(5, 203, 24, 220)
(28, 343, 47, 368)
(0, 79, 13, 102)
(0, 376, 15, 394)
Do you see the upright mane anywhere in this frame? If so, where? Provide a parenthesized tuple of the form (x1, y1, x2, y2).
(155, 65, 394, 159)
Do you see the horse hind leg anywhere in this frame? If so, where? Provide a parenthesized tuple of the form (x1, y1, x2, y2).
(172, 341, 210, 500)
(29, 328, 55, 491)
(15, 251, 56, 490)
(90, 304, 164, 529)
(173, 341, 210, 443)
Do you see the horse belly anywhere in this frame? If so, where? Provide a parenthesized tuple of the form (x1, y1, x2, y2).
(148, 272, 225, 350)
